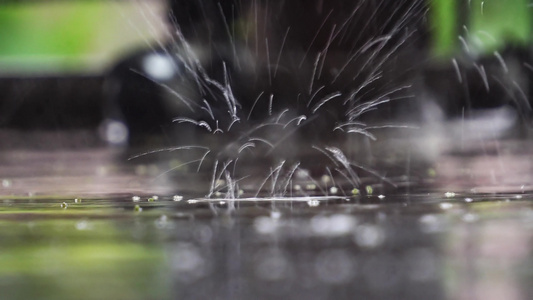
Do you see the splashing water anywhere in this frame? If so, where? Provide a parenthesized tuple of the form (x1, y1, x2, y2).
(102, 0, 532, 200)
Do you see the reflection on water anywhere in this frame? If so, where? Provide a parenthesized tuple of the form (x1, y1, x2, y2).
(1, 134, 533, 299)
(1, 194, 533, 299)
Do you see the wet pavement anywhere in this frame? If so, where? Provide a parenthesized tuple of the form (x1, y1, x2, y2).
(0, 130, 533, 299)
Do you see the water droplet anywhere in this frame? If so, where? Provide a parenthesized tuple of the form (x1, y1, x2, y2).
(307, 199, 320, 207)
(329, 186, 338, 194)
(2, 179, 12, 188)
(444, 192, 456, 198)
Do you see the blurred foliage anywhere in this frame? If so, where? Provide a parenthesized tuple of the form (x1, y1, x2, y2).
(0, 2, 167, 75)
(431, 0, 532, 58)
(0, 1, 530, 73)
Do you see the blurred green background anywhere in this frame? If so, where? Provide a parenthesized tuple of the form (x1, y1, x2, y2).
(0, 1, 168, 75)
(0, 0, 530, 74)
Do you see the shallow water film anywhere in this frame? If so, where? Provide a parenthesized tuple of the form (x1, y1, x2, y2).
(0, 141, 532, 300)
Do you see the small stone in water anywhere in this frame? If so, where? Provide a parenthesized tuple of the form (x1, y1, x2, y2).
(173, 195, 184, 201)
(60, 202, 68, 209)
(132, 196, 140, 202)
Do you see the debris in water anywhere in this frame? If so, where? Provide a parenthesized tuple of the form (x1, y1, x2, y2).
(366, 185, 373, 195)
(444, 192, 456, 198)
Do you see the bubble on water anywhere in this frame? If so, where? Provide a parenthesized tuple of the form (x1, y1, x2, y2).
(315, 249, 356, 285)
(307, 199, 320, 207)
(254, 216, 279, 234)
(254, 248, 291, 281)
(171, 243, 208, 283)
(439, 202, 453, 210)
(132, 196, 140, 202)
(354, 224, 385, 248)
(173, 195, 184, 201)
(404, 248, 438, 282)
(310, 214, 357, 237)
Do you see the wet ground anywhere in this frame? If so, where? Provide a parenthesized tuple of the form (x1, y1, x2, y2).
(1, 130, 533, 299)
